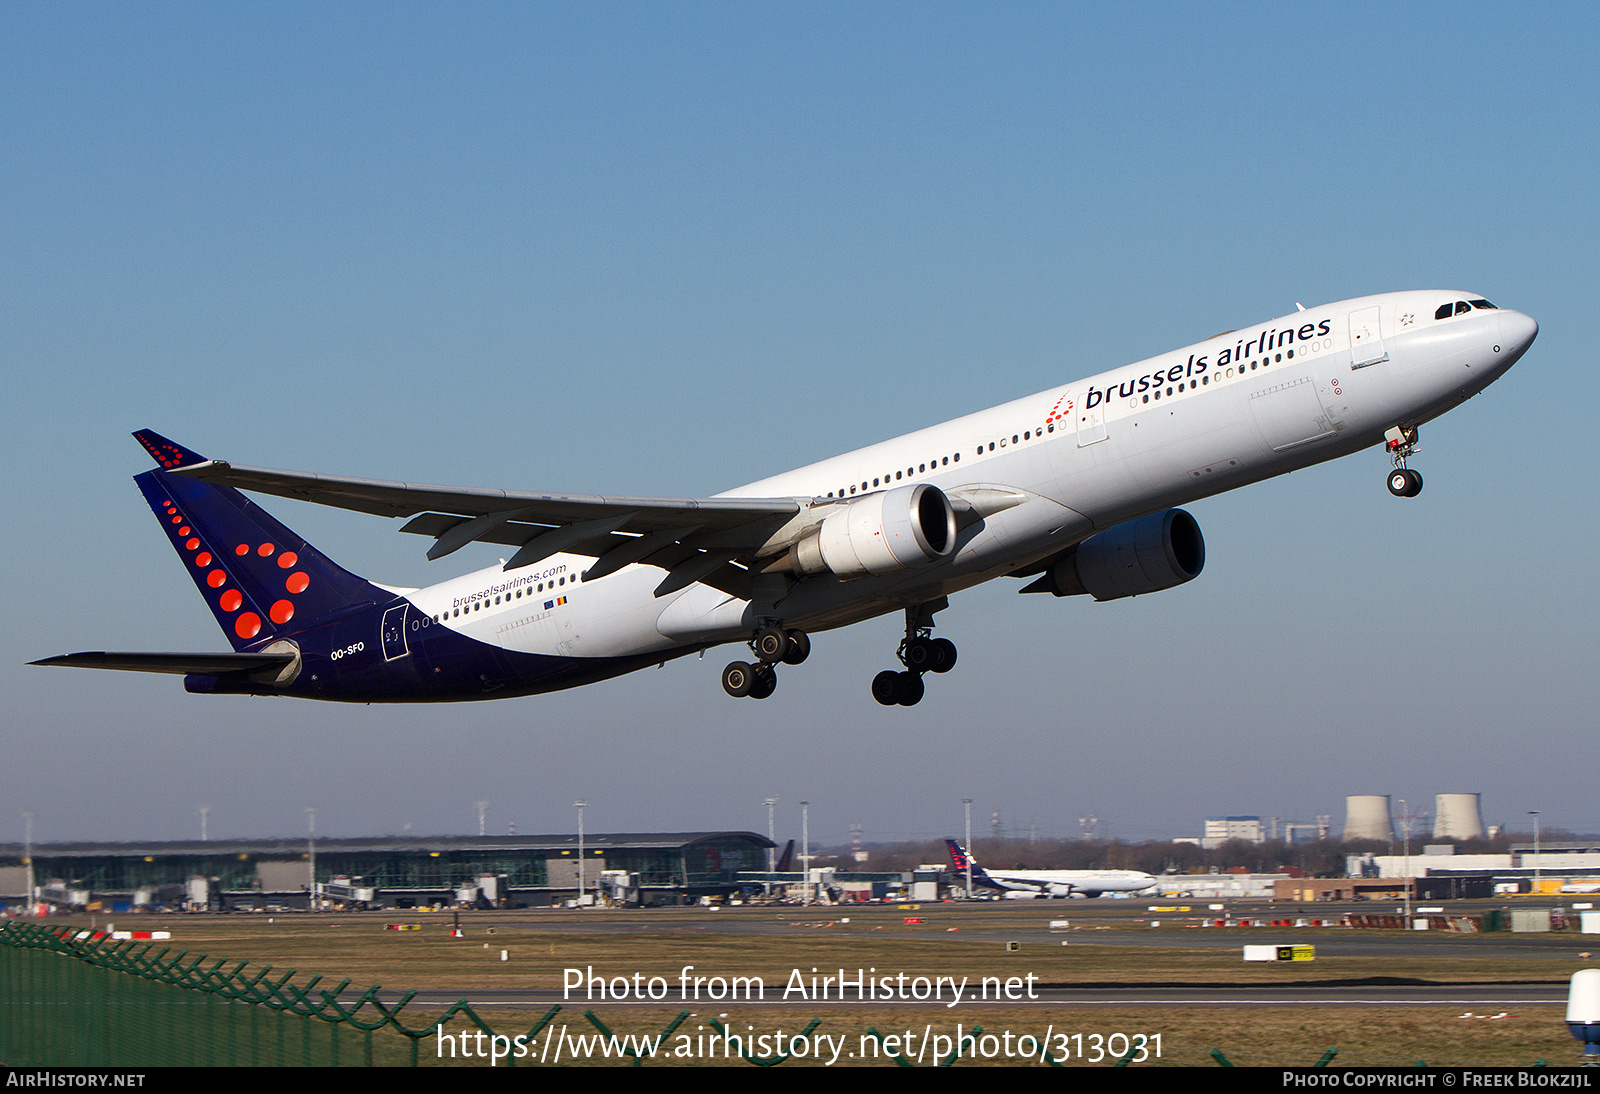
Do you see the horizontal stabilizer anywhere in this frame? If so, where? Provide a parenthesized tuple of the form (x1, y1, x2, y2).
(133, 429, 208, 469)
(31, 651, 296, 676)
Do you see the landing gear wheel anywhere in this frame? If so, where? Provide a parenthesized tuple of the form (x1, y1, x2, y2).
(896, 671, 925, 706)
(749, 664, 777, 699)
(1388, 468, 1423, 497)
(903, 636, 935, 672)
(929, 638, 958, 674)
(872, 670, 903, 706)
(753, 625, 788, 663)
(781, 629, 811, 666)
(722, 661, 755, 698)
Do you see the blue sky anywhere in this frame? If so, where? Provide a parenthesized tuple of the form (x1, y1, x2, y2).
(4, 4, 1597, 848)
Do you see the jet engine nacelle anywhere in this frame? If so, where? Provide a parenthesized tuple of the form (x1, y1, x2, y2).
(1046, 883, 1073, 898)
(792, 484, 958, 577)
(1036, 508, 1204, 601)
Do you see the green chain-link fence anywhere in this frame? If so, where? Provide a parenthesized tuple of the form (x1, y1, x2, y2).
(0, 920, 559, 1066)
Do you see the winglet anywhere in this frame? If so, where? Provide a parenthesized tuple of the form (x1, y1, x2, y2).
(133, 430, 207, 469)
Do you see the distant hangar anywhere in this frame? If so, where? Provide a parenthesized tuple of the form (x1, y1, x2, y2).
(0, 831, 775, 911)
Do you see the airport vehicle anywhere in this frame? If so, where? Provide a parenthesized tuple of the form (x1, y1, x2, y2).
(945, 839, 1156, 898)
(34, 291, 1535, 706)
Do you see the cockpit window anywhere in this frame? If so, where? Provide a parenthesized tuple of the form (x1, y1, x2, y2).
(1437, 298, 1497, 320)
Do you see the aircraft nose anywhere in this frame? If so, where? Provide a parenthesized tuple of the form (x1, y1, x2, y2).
(1499, 310, 1538, 357)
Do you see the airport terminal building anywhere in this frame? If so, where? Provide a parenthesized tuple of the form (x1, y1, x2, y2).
(0, 832, 775, 911)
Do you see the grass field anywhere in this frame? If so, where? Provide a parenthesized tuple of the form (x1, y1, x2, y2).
(41, 902, 1596, 1067)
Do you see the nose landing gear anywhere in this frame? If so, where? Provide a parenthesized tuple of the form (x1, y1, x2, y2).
(873, 599, 956, 707)
(722, 623, 810, 699)
(1384, 426, 1423, 498)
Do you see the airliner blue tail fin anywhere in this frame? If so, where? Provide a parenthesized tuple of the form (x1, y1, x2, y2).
(133, 431, 387, 651)
(945, 839, 991, 882)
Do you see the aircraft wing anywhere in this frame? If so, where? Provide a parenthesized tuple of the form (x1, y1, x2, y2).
(161, 442, 805, 597)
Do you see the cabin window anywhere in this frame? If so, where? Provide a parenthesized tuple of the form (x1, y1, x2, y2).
(1469, 299, 1496, 309)
(1435, 303, 1453, 320)
(1455, 300, 1471, 315)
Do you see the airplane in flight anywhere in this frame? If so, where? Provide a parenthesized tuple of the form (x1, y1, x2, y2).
(34, 291, 1535, 706)
(945, 839, 1157, 898)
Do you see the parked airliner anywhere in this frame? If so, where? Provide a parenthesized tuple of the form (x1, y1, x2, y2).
(945, 840, 1156, 898)
(34, 291, 1535, 706)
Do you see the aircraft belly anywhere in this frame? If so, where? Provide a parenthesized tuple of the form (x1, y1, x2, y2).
(1044, 419, 1144, 526)
(1127, 389, 1258, 503)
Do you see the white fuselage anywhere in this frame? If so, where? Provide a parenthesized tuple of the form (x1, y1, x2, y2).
(405, 291, 1534, 660)
(977, 868, 1157, 896)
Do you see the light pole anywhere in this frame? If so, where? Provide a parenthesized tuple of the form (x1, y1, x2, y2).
(1397, 799, 1412, 921)
(1529, 811, 1541, 895)
(764, 798, 778, 871)
(574, 800, 588, 905)
(22, 811, 34, 916)
(305, 807, 317, 913)
(800, 801, 811, 904)
(962, 799, 973, 899)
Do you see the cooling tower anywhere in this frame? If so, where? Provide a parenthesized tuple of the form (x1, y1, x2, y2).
(1343, 795, 1393, 841)
(1432, 793, 1485, 840)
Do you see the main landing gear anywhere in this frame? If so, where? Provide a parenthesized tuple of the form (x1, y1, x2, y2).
(872, 599, 957, 707)
(721, 622, 810, 700)
(1385, 425, 1423, 498)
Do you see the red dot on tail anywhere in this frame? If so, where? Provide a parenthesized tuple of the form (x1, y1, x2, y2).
(277, 551, 298, 569)
(185, 538, 199, 550)
(286, 572, 309, 594)
(179, 526, 191, 536)
(236, 544, 249, 556)
(207, 570, 226, 588)
(258, 543, 275, 557)
(235, 613, 261, 640)
(220, 590, 242, 612)
(269, 600, 294, 625)
(170, 515, 182, 524)
(195, 552, 213, 567)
